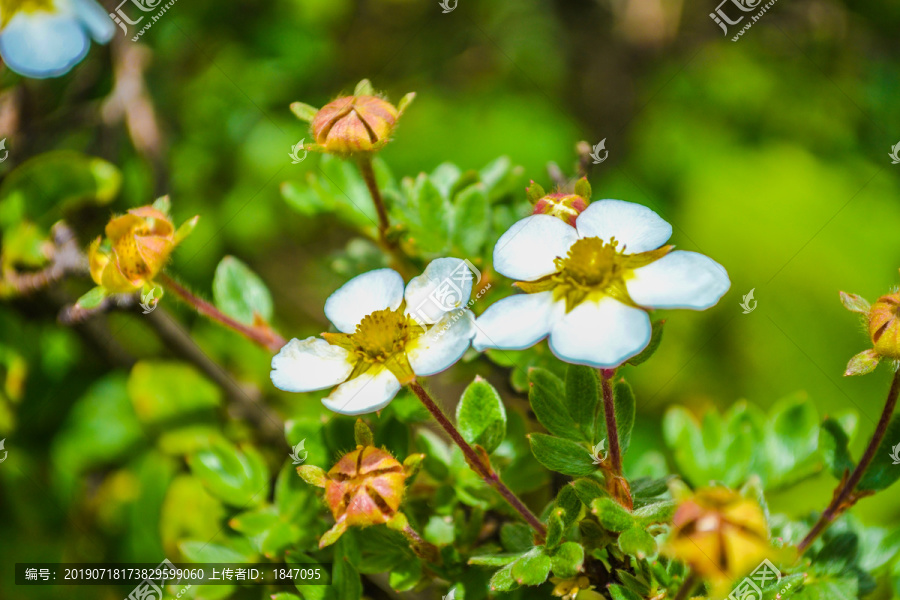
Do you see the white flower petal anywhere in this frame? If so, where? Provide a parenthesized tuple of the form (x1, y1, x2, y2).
(73, 0, 116, 43)
(549, 298, 651, 368)
(493, 215, 578, 281)
(473, 291, 563, 351)
(575, 200, 672, 253)
(0, 11, 89, 79)
(270, 337, 354, 392)
(404, 258, 476, 325)
(627, 251, 730, 310)
(322, 368, 400, 415)
(324, 268, 404, 333)
(408, 309, 476, 376)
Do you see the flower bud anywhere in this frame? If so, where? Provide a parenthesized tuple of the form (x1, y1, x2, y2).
(88, 201, 197, 294)
(550, 576, 593, 600)
(293, 79, 415, 158)
(529, 178, 591, 226)
(868, 293, 900, 360)
(305, 445, 418, 547)
(665, 487, 770, 584)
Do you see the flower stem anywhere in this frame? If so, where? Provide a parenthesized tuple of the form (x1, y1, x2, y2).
(673, 572, 699, 600)
(158, 272, 286, 353)
(357, 156, 392, 247)
(401, 523, 440, 563)
(797, 368, 900, 555)
(600, 369, 624, 476)
(408, 380, 547, 542)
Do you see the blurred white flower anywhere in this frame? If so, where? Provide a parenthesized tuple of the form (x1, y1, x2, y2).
(474, 200, 730, 368)
(271, 259, 476, 415)
(0, 0, 114, 79)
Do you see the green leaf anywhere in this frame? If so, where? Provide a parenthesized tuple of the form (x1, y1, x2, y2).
(591, 497, 635, 532)
(187, 439, 269, 507)
(387, 559, 422, 591)
(179, 540, 255, 563)
(618, 526, 657, 559)
(456, 376, 507, 454)
(75, 286, 108, 309)
(571, 478, 609, 506)
(844, 349, 879, 376)
(272, 594, 302, 600)
(545, 509, 565, 549)
(549, 541, 584, 579)
(626, 320, 664, 366)
(468, 553, 522, 567)
(528, 433, 596, 477)
(613, 380, 636, 454)
(634, 500, 676, 525)
(608, 584, 643, 600)
(489, 563, 518, 592)
(556, 484, 582, 528)
(333, 536, 363, 600)
(858, 415, 900, 491)
(565, 365, 599, 439)
(511, 548, 551, 586)
(452, 184, 489, 255)
(819, 418, 855, 479)
(290, 102, 319, 122)
(528, 368, 585, 441)
(816, 533, 858, 574)
(127, 361, 221, 425)
(212, 256, 274, 325)
(500, 522, 534, 552)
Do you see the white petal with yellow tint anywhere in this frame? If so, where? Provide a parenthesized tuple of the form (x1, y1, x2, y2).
(404, 258, 475, 325)
(549, 297, 651, 368)
(270, 337, 354, 392)
(473, 291, 562, 351)
(627, 251, 730, 310)
(325, 268, 404, 333)
(322, 367, 401, 415)
(408, 309, 476, 376)
(575, 200, 672, 254)
(493, 215, 578, 281)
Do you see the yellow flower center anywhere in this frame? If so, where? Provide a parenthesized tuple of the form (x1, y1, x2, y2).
(516, 236, 672, 312)
(323, 308, 426, 383)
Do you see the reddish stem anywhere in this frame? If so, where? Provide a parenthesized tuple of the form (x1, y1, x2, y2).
(408, 380, 547, 541)
(600, 369, 624, 476)
(158, 272, 285, 353)
(797, 368, 900, 554)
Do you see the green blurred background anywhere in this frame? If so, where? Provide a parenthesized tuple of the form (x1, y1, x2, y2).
(2, 0, 900, 596)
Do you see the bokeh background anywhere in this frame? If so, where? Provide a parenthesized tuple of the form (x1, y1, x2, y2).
(2, 0, 900, 597)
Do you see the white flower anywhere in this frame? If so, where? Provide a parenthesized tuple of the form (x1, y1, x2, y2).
(271, 259, 477, 415)
(0, 0, 114, 79)
(474, 200, 730, 368)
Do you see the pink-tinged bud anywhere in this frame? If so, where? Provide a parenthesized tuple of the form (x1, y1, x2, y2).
(532, 193, 589, 226)
(868, 293, 900, 360)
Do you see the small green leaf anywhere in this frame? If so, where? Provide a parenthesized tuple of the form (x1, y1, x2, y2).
(571, 478, 609, 506)
(608, 584, 643, 600)
(573, 177, 591, 200)
(591, 497, 635, 532)
(626, 320, 664, 366)
(549, 541, 584, 579)
(452, 184, 489, 256)
(528, 433, 596, 477)
(187, 439, 269, 507)
(565, 365, 599, 439)
(511, 549, 551, 585)
(500, 522, 534, 552)
(840, 291, 870, 314)
(127, 361, 221, 425)
(556, 484, 582, 528)
(618, 526, 657, 559)
(388, 559, 422, 591)
(75, 286, 108, 309)
(526, 181, 546, 204)
(529, 368, 585, 441)
(489, 563, 518, 592)
(545, 509, 565, 549)
(613, 380, 636, 454)
(819, 418, 855, 479)
(634, 500, 676, 525)
(354, 79, 374, 96)
(858, 415, 900, 491)
(456, 376, 507, 454)
(844, 349, 879, 376)
(816, 532, 858, 574)
(468, 554, 522, 567)
(354, 419, 375, 447)
(290, 102, 319, 122)
(212, 256, 274, 326)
